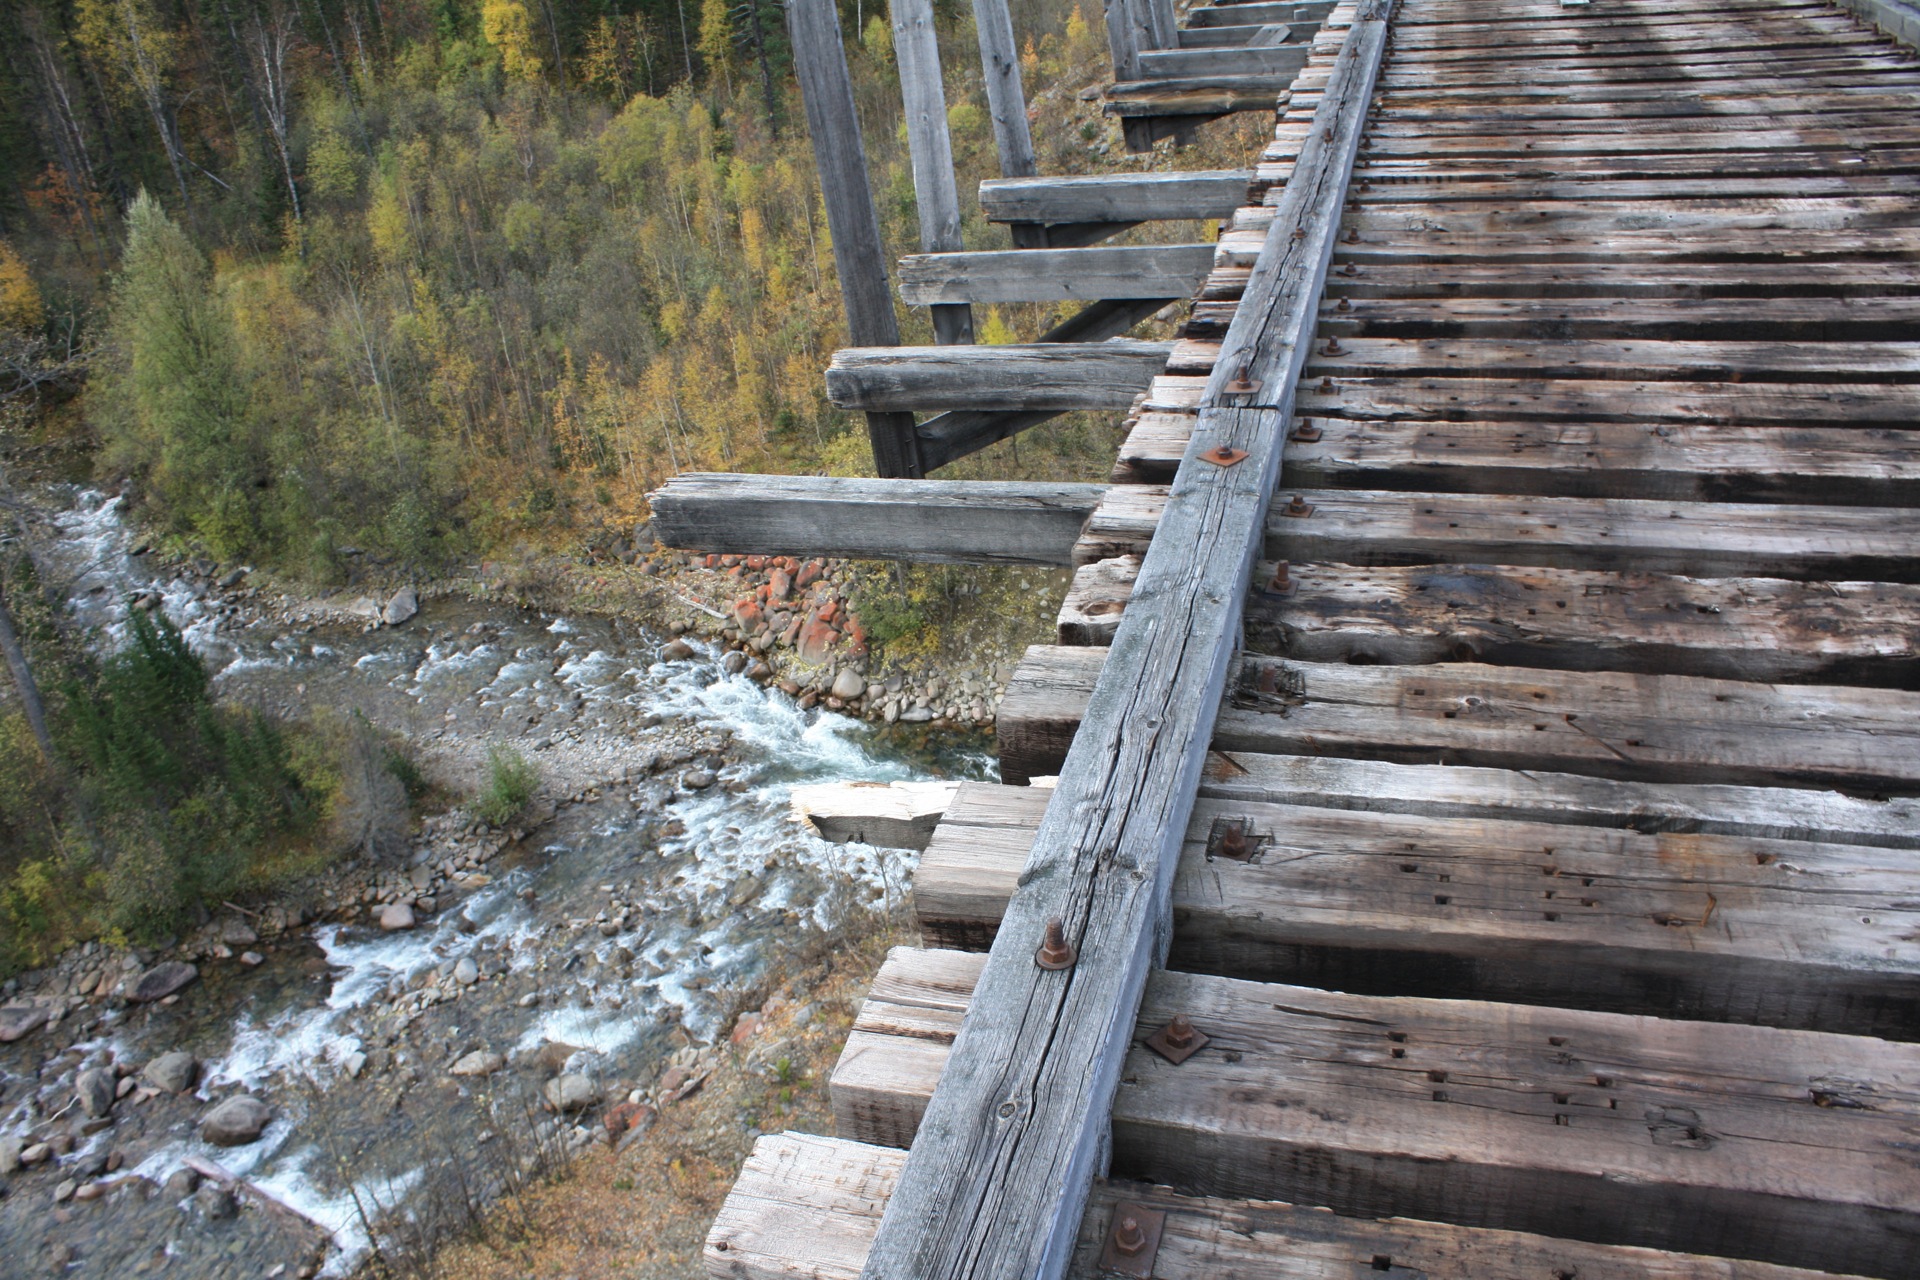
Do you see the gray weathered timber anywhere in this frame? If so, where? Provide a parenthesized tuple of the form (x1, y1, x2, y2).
(897, 244, 1216, 304)
(1102, 0, 1156, 82)
(1103, 73, 1301, 116)
(890, 0, 972, 345)
(825, 342, 1173, 412)
(1137, 42, 1310, 78)
(1073, 485, 1920, 581)
(1192, 1, 1334, 25)
(1199, 751, 1920, 851)
(647, 474, 1105, 566)
(786, 0, 921, 477)
(998, 644, 1920, 791)
(837, 952, 1920, 1278)
(914, 299, 1174, 472)
(856, 9, 1391, 1278)
(970, 0, 1038, 179)
(707, 1131, 1874, 1280)
(912, 786, 1920, 1037)
(1828, 0, 1920, 48)
(1179, 21, 1295, 46)
(978, 170, 1252, 225)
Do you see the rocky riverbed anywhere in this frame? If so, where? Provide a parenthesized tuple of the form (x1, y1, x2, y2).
(0, 488, 1016, 1277)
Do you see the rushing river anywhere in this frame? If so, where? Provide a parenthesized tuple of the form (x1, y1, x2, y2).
(0, 489, 992, 1276)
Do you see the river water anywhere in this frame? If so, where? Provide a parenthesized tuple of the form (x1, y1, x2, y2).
(0, 489, 992, 1276)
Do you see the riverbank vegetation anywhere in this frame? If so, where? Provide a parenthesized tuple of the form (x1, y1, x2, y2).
(0, 567, 421, 972)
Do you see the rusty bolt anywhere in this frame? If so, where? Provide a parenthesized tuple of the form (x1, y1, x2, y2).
(1113, 1214, 1149, 1256)
(1035, 917, 1077, 970)
(1346, 227, 1361, 243)
(1284, 495, 1314, 518)
(1268, 561, 1293, 593)
(1319, 376, 1336, 393)
(1322, 337, 1345, 356)
(1164, 1014, 1200, 1051)
(1337, 297, 1352, 312)
(1290, 421, 1323, 442)
(1219, 822, 1249, 859)
(1341, 262, 1360, 277)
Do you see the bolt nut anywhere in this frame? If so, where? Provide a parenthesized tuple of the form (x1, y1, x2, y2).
(1035, 918, 1077, 970)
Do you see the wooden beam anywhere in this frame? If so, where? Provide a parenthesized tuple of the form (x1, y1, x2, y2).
(1137, 43, 1310, 78)
(890, 0, 972, 345)
(970, 0, 1039, 180)
(708, 1131, 1876, 1280)
(825, 341, 1173, 412)
(1199, 750, 1920, 851)
(1179, 22, 1297, 47)
(912, 299, 1177, 472)
(1073, 485, 1920, 582)
(856, 9, 1391, 1277)
(1191, 2, 1335, 26)
(647, 475, 1105, 566)
(898, 244, 1215, 305)
(1103, 73, 1302, 116)
(978, 170, 1252, 226)
(785, 0, 922, 477)
(913, 785, 1920, 1037)
(834, 952, 1920, 1278)
(997, 645, 1920, 792)
(1063, 555, 1920, 685)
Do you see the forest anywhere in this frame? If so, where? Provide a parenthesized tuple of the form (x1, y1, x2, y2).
(0, 0, 1216, 579)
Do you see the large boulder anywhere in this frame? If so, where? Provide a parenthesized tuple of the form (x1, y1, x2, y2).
(383, 587, 419, 627)
(449, 1050, 505, 1078)
(543, 1074, 599, 1113)
(74, 1068, 115, 1119)
(130, 962, 199, 1003)
(377, 901, 416, 932)
(0, 1005, 48, 1043)
(830, 668, 866, 701)
(200, 1095, 272, 1147)
(144, 1051, 199, 1094)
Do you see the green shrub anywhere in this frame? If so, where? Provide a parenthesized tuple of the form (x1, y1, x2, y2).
(474, 745, 537, 826)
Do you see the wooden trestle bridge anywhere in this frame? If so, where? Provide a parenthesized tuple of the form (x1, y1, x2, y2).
(653, 0, 1920, 1275)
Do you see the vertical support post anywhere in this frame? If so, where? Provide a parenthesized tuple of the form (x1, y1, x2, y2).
(1102, 0, 1151, 82)
(972, 0, 1052, 248)
(786, 0, 925, 477)
(892, 0, 974, 345)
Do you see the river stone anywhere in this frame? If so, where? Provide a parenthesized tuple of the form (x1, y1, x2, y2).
(53, 1178, 76, 1203)
(218, 920, 258, 947)
(194, 1184, 237, 1219)
(164, 1168, 200, 1198)
(383, 587, 419, 626)
(544, 1074, 599, 1113)
(19, 1143, 50, 1167)
(830, 668, 865, 700)
(450, 1050, 505, 1077)
(453, 957, 479, 986)
(74, 1068, 115, 1119)
(201, 1095, 271, 1146)
(682, 770, 715, 791)
(378, 902, 416, 932)
(662, 640, 694, 661)
(131, 962, 199, 1003)
(0, 1136, 20, 1173)
(144, 1051, 198, 1094)
(0, 1005, 48, 1042)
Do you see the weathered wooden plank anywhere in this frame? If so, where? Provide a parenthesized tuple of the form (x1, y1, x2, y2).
(1315, 226, 1920, 265)
(1196, 751, 1920, 851)
(1178, 21, 1296, 47)
(1299, 338, 1920, 383)
(897, 244, 1215, 304)
(648, 474, 1105, 565)
(1074, 485, 1920, 581)
(1102, 74, 1301, 116)
(856, 10, 1391, 1278)
(1336, 196, 1920, 236)
(1311, 261, 1920, 301)
(977, 170, 1251, 226)
(824, 341, 1172, 412)
(786, 0, 921, 477)
(914, 787, 1920, 1036)
(1302, 296, 1920, 340)
(1136, 43, 1309, 79)
(1062, 555, 1920, 685)
(1286, 420, 1920, 506)
(836, 952, 1920, 1278)
(1300, 377, 1920, 428)
(1000, 645, 1920, 791)
(708, 1131, 1881, 1280)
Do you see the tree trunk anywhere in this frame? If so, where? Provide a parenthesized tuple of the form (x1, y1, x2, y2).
(0, 580, 56, 767)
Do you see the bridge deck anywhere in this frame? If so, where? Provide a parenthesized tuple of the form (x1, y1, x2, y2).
(688, 0, 1920, 1275)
